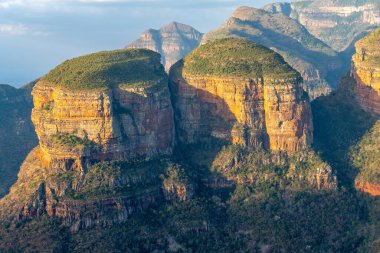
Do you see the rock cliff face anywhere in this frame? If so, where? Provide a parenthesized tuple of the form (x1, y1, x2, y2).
(32, 49, 174, 164)
(127, 22, 203, 72)
(0, 40, 336, 237)
(0, 49, 175, 228)
(263, 0, 380, 52)
(338, 28, 380, 196)
(170, 38, 313, 152)
(202, 6, 344, 99)
(0, 83, 38, 197)
(351, 28, 380, 114)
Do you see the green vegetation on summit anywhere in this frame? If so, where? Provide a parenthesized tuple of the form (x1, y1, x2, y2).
(176, 38, 299, 80)
(42, 49, 167, 90)
(201, 7, 345, 98)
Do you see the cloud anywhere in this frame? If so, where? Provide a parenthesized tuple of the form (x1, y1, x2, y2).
(0, 23, 48, 35)
(0, 24, 28, 35)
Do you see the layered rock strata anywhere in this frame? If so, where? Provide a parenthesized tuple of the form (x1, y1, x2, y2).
(32, 49, 174, 165)
(170, 38, 313, 152)
(348, 29, 380, 196)
(352, 28, 380, 115)
(0, 49, 175, 225)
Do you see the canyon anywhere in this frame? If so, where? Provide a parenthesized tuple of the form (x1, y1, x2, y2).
(1, 6, 380, 251)
(0, 40, 337, 233)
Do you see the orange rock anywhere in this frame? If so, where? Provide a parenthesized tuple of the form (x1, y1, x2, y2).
(356, 182, 380, 196)
(170, 55, 313, 153)
(31, 78, 174, 164)
(352, 28, 380, 115)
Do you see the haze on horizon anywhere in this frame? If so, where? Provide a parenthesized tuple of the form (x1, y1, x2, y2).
(0, 0, 284, 87)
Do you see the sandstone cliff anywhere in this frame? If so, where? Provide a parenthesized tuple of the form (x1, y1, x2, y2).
(0, 49, 175, 229)
(350, 28, 380, 195)
(170, 38, 313, 153)
(263, 0, 380, 52)
(201, 6, 344, 99)
(0, 40, 337, 236)
(324, 28, 380, 196)
(127, 22, 203, 72)
(351, 28, 380, 115)
(32, 49, 174, 163)
(0, 83, 38, 197)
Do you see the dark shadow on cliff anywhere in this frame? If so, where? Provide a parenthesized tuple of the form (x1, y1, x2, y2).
(168, 62, 246, 198)
(337, 30, 374, 85)
(0, 82, 38, 198)
(340, 30, 374, 63)
(311, 75, 378, 189)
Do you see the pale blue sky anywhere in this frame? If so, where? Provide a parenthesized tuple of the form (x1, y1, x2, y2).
(0, 0, 284, 86)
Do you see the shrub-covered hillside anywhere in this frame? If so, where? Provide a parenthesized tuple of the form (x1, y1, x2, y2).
(42, 49, 167, 90)
(174, 38, 299, 80)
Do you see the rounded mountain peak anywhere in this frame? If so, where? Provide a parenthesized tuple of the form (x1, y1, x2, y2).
(160, 21, 202, 34)
(41, 48, 166, 91)
(232, 6, 267, 20)
(174, 38, 299, 80)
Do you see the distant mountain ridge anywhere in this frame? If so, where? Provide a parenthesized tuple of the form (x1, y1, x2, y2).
(127, 21, 203, 71)
(263, 0, 380, 52)
(202, 6, 344, 99)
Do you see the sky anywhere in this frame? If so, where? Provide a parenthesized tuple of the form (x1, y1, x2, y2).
(0, 0, 282, 87)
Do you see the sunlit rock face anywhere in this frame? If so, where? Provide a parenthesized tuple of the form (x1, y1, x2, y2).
(169, 38, 313, 153)
(0, 49, 175, 227)
(351, 28, 380, 115)
(127, 21, 203, 72)
(347, 29, 380, 196)
(31, 49, 174, 166)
